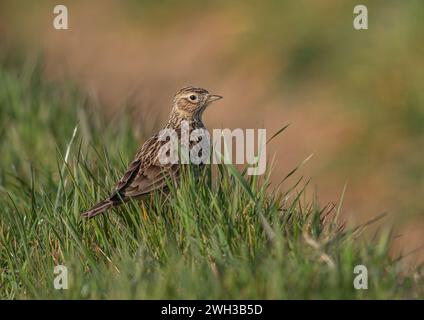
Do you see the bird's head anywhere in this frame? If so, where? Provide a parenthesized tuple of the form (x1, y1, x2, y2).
(171, 86, 222, 120)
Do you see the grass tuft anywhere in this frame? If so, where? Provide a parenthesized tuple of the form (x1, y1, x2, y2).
(0, 64, 422, 299)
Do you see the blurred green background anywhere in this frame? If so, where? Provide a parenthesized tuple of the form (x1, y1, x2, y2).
(0, 0, 423, 258)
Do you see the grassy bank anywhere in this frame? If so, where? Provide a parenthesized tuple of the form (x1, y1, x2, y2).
(0, 63, 422, 299)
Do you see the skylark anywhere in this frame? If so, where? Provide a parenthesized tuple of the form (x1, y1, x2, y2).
(81, 86, 222, 218)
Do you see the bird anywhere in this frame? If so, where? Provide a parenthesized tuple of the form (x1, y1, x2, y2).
(81, 86, 223, 218)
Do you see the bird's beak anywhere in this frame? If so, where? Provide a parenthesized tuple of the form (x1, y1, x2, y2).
(207, 94, 223, 102)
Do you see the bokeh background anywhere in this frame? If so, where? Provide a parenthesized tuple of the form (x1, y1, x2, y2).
(0, 0, 423, 263)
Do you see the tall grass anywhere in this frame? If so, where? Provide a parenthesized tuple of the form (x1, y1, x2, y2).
(0, 63, 422, 299)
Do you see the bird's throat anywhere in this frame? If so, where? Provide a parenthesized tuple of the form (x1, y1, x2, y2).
(166, 109, 204, 129)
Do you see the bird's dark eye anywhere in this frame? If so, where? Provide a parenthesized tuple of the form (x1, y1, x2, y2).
(189, 95, 197, 101)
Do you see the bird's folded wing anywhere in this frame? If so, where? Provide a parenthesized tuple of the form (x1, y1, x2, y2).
(111, 134, 179, 199)
(122, 164, 179, 197)
(113, 158, 142, 192)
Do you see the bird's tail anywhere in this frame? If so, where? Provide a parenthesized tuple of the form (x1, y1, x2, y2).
(81, 198, 114, 218)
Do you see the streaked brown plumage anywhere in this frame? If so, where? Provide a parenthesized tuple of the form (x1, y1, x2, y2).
(81, 86, 222, 218)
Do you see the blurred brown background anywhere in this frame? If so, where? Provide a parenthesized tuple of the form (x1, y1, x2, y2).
(1, 0, 423, 263)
